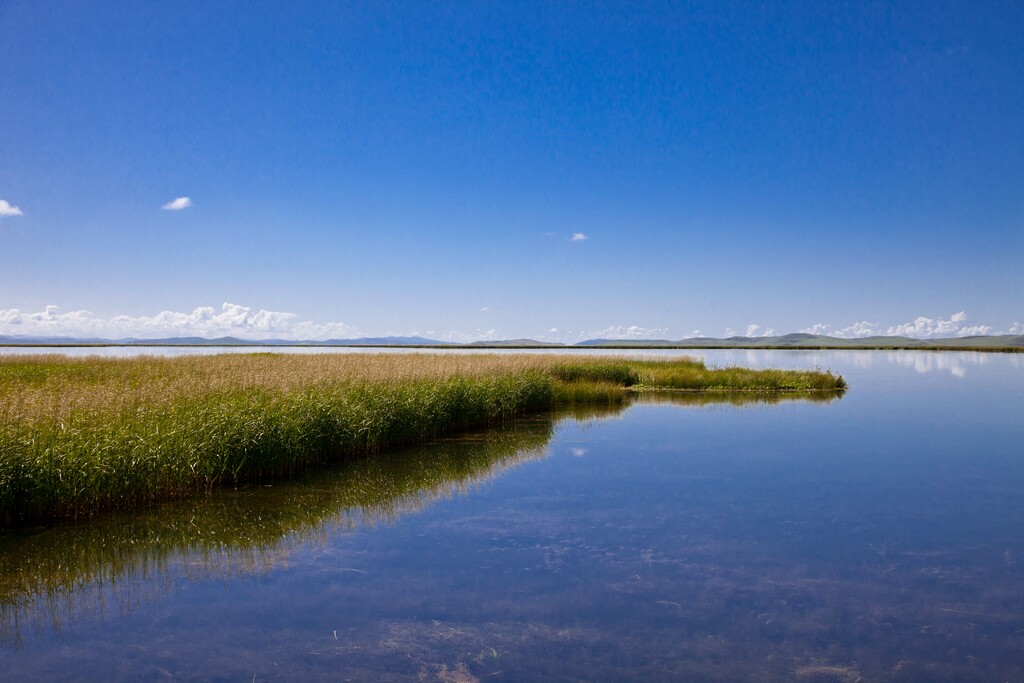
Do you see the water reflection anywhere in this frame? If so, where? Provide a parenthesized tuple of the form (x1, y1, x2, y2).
(882, 350, 991, 377)
(2, 363, 1022, 680)
(691, 348, 1021, 377)
(2, 344, 1020, 371)
(632, 390, 842, 406)
(0, 393, 805, 647)
(0, 415, 559, 646)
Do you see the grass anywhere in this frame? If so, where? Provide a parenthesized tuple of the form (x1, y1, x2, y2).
(0, 417, 559, 643)
(2, 395, 816, 642)
(0, 353, 845, 524)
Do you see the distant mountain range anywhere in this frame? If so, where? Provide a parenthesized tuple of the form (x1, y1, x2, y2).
(574, 332, 1024, 349)
(1, 332, 1023, 349)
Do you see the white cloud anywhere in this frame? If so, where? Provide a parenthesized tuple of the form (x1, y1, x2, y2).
(595, 324, 667, 339)
(745, 324, 776, 338)
(161, 196, 193, 211)
(842, 321, 881, 337)
(885, 311, 991, 338)
(0, 302, 357, 340)
(480, 307, 490, 312)
(1007, 322, 1023, 335)
(800, 321, 880, 338)
(689, 330, 702, 338)
(801, 323, 830, 336)
(0, 309, 25, 325)
(442, 328, 500, 343)
(570, 232, 588, 242)
(537, 324, 668, 343)
(802, 312, 1002, 339)
(0, 199, 23, 217)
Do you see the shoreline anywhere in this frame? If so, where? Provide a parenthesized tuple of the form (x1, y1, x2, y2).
(0, 343, 1020, 353)
(1, 354, 845, 525)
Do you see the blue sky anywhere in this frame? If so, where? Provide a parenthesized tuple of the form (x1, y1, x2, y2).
(1, 1, 1022, 341)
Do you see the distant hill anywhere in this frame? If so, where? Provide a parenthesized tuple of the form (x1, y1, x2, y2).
(465, 339, 564, 347)
(575, 339, 674, 347)
(127, 336, 252, 345)
(2, 333, 1022, 350)
(322, 336, 458, 346)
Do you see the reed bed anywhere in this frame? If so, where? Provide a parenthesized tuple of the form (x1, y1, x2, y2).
(0, 353, 845, 523)
(0, 418, 559, 644)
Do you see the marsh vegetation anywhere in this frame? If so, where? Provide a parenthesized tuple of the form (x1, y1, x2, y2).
(0, 353, 844, 523)
(0, 392, 827, 647)
(2, 350, 1018, 681)
(0, 416, 558, 645)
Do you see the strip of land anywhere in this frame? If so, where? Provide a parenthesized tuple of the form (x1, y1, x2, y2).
(2, 331, 1022, 351)
(0, 353, 845, 524)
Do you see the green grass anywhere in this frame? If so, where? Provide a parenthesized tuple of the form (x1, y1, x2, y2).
(0, 417, 562, 643)
(0, 353, 845, 524)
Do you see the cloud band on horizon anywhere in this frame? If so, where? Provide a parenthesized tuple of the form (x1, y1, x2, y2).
(0, 304, 1019, 343)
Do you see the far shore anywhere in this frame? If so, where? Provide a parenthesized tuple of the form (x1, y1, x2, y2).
(1, 343, 1022, 353)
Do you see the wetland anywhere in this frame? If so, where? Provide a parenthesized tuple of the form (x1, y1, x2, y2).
(0, 349, 1021, 680)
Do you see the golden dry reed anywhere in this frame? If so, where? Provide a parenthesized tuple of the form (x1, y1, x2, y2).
(0, 353, 845, 524)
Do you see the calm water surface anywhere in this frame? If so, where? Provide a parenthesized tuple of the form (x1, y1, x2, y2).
(1, 350, 1022, 681)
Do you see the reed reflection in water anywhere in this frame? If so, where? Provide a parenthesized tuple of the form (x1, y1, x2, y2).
(0, 392, 832, 649)
(0, 412, 563, 646)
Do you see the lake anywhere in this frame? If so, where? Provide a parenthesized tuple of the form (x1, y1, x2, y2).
(1, 349, 1022, 681)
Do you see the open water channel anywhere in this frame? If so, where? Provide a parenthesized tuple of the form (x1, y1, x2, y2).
(1, 348, 1022, 681)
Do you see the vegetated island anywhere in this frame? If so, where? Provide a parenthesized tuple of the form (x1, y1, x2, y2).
(0, 353, 845, 525)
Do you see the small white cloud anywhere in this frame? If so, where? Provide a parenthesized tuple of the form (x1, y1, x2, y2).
(802, 323, 831, 336)
(0, 199, 23, 217)
(745, 324, 775, 338)
(570, 448, 588, 457)
(161, 196, 193, 211)
(538, 324, 667, 344)
(442, 328, 500, 343)
(689, 330, 702, 338)
(1009, 322, 1023, 335)
(845, 321, 880, 337)
(800, 321, 880, 338)
(480, 307, 490, 312)
(570, 232, 588, 242)
(576, 324, 667, 340)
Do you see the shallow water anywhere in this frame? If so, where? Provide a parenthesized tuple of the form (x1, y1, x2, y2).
(1, 350, 1022, 681)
